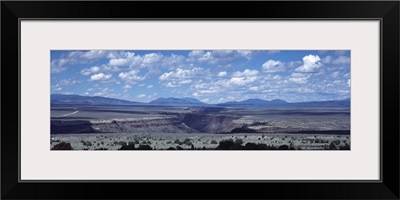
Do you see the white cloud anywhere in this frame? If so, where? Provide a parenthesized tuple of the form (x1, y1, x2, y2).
(249, 86, 259, 91)
(90, 73, 112, 81)
(123, 85, 132, 89)
(322, 56, 333, 64)
(201, 98, 210, 103)
(108, 52, 169, 70)
(232, 69, 259, 77)
(331, 71, 340, 78)
(187, 50, 251, 65)
(262, 60, 285, 73)
(118, 70, 146, 83)
(52, 86, 62, 91)
(93, 87, 113, 96)
(159, 67, 205, 87)
(51, 50, 107, 73)
(348, 79, 351, 87)
(237, 50, 252, 59)
(147, 85, 154, 89)
(228, 76, 258, 86)
(137, 94, 146, 98)
(57, 79, 80, 86)
(81, 66, 100, 75)
(295, 55, 322, 73)
(332, 56, 350, 65)
(288, 73, 310, 84)
(266, 50, 280, 55)
(218, 71, 227, 77)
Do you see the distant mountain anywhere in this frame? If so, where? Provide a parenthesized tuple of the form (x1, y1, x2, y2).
(51, 94, 350, 107)
(289, 98, 350, 107)
(149, 97, 206, 105)
(217, 98, 289, 106)
(51, 94, 140, 105)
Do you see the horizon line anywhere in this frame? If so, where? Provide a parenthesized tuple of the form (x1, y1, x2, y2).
(50, 93, 350, 104)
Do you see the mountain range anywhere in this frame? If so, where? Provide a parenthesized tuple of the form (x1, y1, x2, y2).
(51, 94, 350, 107)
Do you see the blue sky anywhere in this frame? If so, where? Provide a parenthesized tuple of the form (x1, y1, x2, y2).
(51, 50, 350, 103)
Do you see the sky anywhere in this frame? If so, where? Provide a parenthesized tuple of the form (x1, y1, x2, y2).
(51, 50, 350, 103)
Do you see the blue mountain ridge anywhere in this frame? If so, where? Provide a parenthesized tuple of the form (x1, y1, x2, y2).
(51, 94, 350, 107)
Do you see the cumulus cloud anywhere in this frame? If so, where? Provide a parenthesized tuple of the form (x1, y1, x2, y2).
(159, 67, 205, 87)
(218, 71, 227, 77)
(232, 69, 259, 77)
(147, 85, 154, 88)
(118, 70, 146, 83)
(288, 73, 310, 84)
(187, 50, 251, 65)
(331, 71, 340, 78)
(123, 85, 132, 89)
(81, 66, 101, 75)
(51, 50, 107, 73)
(93, 87, 113, 96)
(266, 50, 280, 55)
(108, 52, 185, 71)
(90, 73, 112, 81)
(57, 79, 80, 86)
(332, 56, 350, 65)
(262, 60, 285, 73)
(137, 94, 146, 98)
(295, 55, 322, 73)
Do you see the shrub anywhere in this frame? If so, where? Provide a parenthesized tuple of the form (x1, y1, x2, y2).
(174, 139, 183, 145)
(340, 143, 350, 150)
(332, 140, 341, 145)
(100, 141, 104, 145)
(95, 148, 108, 150)
(134, 140, 140, 144)
(119, 144, 135, 150)
(166, 141, 172, 144)
(118, 141, 127, 146)
(51, 142, 73, 150)
(235, 138, 244, 145)
(128, 141, 135, 146)
(167, 147, 176, 150)
(329, 142, 338, 150)
(216, 139, 242, 150)
(176, 146, 183, 150)
(278, 145, 289, 150)
(183, 138, 193, 146)
(191, 144, 195, 150)
(210, 140, 218, 144)
(243, 143, 268, 150)
(137, 145, 153, 150)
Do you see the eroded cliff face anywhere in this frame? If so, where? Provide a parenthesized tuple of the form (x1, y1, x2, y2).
(51, 114, 240, 134)
(181, 114, 238, 133)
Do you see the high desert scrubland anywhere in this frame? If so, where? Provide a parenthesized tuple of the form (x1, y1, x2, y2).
(51, 95, 350, 150)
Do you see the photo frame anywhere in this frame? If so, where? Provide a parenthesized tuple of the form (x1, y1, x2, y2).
(1, 1, 399, 199)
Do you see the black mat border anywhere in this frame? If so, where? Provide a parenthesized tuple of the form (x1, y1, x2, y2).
(1, 1, 399, 199)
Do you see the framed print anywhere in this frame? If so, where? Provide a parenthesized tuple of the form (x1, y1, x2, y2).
(1, 1, 399, 200)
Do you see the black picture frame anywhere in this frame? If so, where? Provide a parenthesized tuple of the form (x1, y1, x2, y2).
(1, 1, 399, 199)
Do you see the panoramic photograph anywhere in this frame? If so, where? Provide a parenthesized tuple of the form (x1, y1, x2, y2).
(50, 50, 350, 150)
